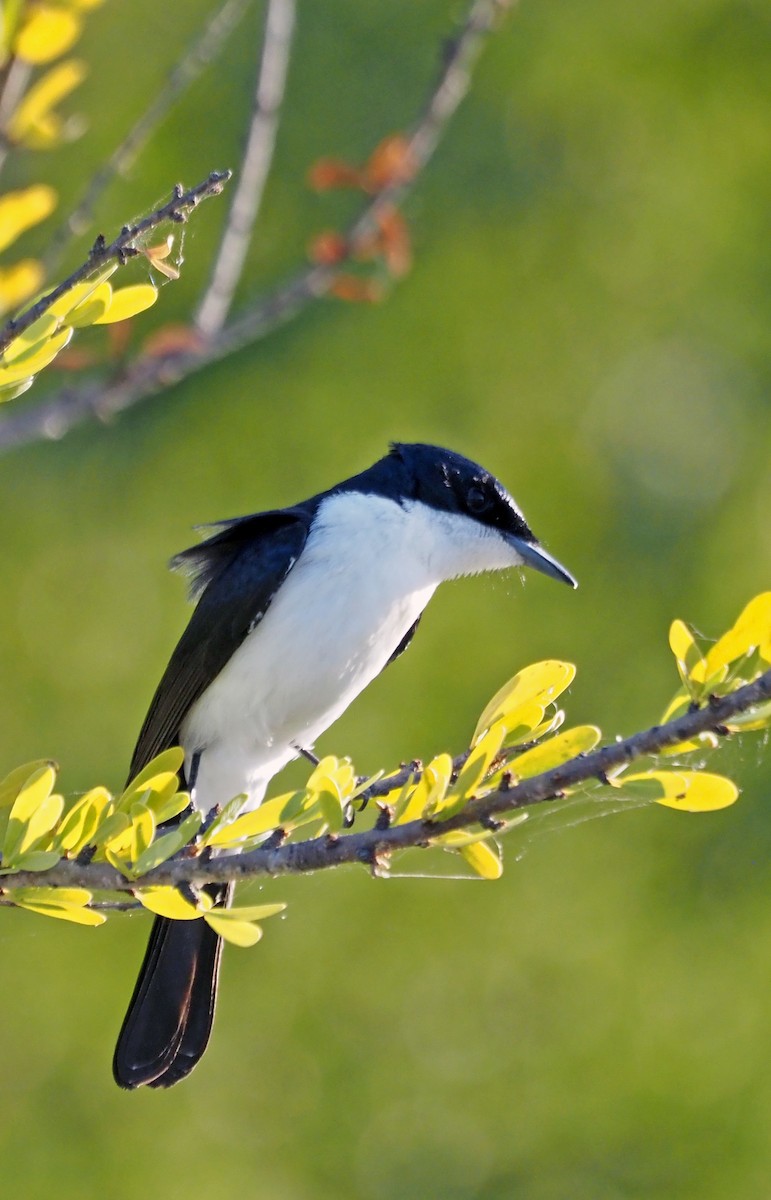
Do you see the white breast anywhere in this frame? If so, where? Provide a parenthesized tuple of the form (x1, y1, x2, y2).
(180, 490, 522, 813)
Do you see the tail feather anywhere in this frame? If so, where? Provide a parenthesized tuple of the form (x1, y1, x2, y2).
(113, 883, 231, 1089)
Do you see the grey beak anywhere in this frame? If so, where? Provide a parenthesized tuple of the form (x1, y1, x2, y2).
(507, 535, 578, 589)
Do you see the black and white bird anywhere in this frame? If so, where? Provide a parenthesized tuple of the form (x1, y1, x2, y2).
(113, 442, 576, 1089)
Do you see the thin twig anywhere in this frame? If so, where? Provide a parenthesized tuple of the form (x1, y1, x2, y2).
(3, 667, 769, 893)
(195, 0, 296, 337)
(0, 0, 510, 454)
(0, 172, 231, 356)
(44, 0, 251, 272)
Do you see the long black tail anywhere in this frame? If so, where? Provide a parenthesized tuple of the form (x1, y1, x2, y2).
(113, 883, 232, 1089)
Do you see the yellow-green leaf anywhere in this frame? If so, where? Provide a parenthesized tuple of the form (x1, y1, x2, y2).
(67, 281, 112, 327)
(393, 754, 452, 824)
(0, 260, 44, 317)
(0, 760, 57, 808)
(13, 888, 105, 925)
(453, 721, 507, 800)
(55, 786, 112, 854)
(624, 770, 739, 812)
(132, 811, 201, 876)
(45, 265, 118, 321)
(0, 185, 57, 253)
(512, 725, 601, 779)
(135, 887, 207, 920)
(14, 6, 81, 63)
(93, 283, 157, 324)
(2, 313, 59, 361)
(7, 58, 86, 147)
(226, 902, 286, 921)
(705, 592, 771, 676)
(203, 791, 303, 846)
(458, 840, 503, 880)
(3, 764, 59, 861)
(0, 325, 72, 384)
(0, 377, 34, 403)
(204, 912, 263, 947)
(473, 660, 575, 744)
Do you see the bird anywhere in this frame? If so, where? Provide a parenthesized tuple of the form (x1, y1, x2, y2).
(113, 442, 576, 1088)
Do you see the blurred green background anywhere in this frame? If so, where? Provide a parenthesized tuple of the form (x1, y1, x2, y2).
(1, 0, 770, 1196)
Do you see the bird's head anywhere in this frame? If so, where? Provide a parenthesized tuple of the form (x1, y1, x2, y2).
(383, 442, 577, 588)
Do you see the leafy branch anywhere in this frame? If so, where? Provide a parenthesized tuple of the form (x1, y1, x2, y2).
(0, 172, 231, 354)
(0, 594, 768, 945)
(0, 0, 515, 453)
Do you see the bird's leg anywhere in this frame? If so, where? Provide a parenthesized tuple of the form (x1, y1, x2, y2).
(293, 743, 320, 766)
(187, 749, 201, 803)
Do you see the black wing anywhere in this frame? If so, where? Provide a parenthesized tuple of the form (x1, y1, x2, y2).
(128, 508, 312, 782)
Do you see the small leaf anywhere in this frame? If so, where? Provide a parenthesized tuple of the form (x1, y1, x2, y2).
(14, 5, 81, 63)
(511, 725, 601, 779)
(55, 786, 112, 854)
(135, 887, 205, 920)
(454, 723, 507, 800)
(132, 811, 202, 876)
(392, 754, 452, 824)
(473, 661, 576, 744)
(203, 791, 302, 847)
(1, 849, 60, 873)
(0, 185, 57, 253)
(13, 887, 105, 925)
(0, 760, 57, 808)
(3, 313, 59, 361)
(705, 592, 771, 676)
(3, 764, 60, 862)
(7, 58, 86, 143)
(45, 265, 118, 320)
(0, 325, 73, 384)
(227, 902, 286, 921)
(204, 912, 263, 947)
(0, 260, 44, 317)
(93, 283, 158, 324)
(67, 282, 112, 327)
(620, 770, 739, 812)
(458, 840, 503, 880)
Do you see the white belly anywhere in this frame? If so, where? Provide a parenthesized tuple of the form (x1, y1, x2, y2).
(180, 494, 437, 812)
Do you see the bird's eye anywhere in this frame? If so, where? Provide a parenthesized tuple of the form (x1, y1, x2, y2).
(467, 486, 490, 514)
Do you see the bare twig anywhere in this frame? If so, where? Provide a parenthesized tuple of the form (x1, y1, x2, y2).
(44, 0, 251, 272)
(3, 667, 769, 893)
(0, 172, 231, 356)
(0, 0, 510, 454)
(195, 0, 296, 337)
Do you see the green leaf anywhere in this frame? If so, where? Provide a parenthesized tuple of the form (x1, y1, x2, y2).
(226, 901, 286, 921)
(132, 811, 202, 876)
(0, 849, 61, 874)
(202, 790, 303, 846)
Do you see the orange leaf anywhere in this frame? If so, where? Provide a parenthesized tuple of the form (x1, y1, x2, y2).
(307, 158, 365, 191)
(308, 230, 349, 266)
(327, 275, 384, 304)
(365, 134, 417, 192)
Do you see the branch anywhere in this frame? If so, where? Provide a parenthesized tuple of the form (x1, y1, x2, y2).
(4, 667, 768, 894)
(44, 0, 251, 272)
(0, 172, 231, 355)
(194, 0, 296, 337)
(0, 0, 511, 454)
